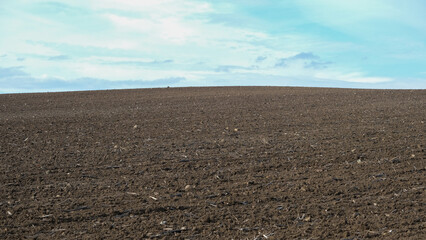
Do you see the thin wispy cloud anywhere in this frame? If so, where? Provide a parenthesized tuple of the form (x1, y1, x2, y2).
(0, 0, 424, 93)
(275, 52, 320, 68)
(48, 55, 70, 61)
(214, 65, 255, 73)
(255, 56, 267, 63)
(0, 66, 29, 78)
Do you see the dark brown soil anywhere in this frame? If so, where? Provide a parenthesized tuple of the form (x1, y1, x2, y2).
(0, 87, 425, 239)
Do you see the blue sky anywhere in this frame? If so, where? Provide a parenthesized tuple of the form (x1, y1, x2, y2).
(1, 0, 425, 93)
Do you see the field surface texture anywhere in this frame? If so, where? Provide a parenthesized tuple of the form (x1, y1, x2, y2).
(0, 87, 425, 239)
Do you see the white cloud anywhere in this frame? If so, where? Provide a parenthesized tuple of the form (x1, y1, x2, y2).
(90, 0, 213, 17)
(68, 61, 201, 81)
(315, 72, 392, 83)
(104, 14, 195, 43)
(1, 0, 422, 92)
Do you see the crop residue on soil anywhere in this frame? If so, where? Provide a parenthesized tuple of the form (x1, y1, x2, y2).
(0, 87, 425, 239)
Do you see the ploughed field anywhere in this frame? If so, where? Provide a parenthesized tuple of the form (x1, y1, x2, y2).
(0, 87, 425, 239)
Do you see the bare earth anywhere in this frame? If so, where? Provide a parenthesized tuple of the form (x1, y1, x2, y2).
(0, 87, 425, 239)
